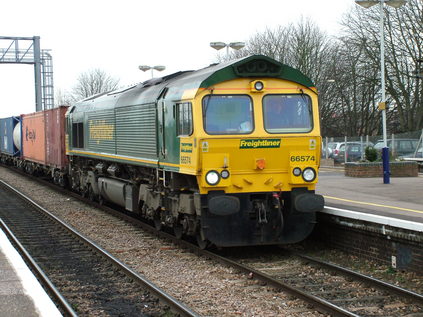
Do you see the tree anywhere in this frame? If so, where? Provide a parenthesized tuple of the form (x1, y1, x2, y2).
(323, 37, 381, 136)
(55, 88, 73, 107)
(71, 68, 120, 102)
(340, 0, 423, 133)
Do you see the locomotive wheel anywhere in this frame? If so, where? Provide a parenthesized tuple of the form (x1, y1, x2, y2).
(154, 216, 162, 231)
(88, 185, 96, 202)
(81, 187, 88, 198)
(196, 230, 209, 249)
(58, 176, 67, 188)
(173, 223, 183, 239)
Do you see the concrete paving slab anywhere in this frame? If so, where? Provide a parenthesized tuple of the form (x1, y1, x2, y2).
(0, 295, 40, 317)
(0, 229, 62, 317)
(317, 168, 423, 223)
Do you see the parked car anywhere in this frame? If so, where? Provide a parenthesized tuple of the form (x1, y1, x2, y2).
(324, 142, 337, 158)
(373, 139, 419, 157)
(330, 142, 373, 162)
(332, 143, 360, 163)
(324, 142, 346, 158)
(400, 146, 423, 159)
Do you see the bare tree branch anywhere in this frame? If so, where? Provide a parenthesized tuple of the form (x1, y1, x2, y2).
(71, 68, 120, 102)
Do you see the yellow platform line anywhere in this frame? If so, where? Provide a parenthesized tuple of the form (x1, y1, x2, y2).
(324, 195, 423, 214)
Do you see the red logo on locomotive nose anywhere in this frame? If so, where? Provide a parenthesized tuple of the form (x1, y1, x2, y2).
(25, 127, 36, 142)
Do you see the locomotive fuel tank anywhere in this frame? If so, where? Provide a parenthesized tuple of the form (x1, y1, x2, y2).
(98, 177, 138, 212)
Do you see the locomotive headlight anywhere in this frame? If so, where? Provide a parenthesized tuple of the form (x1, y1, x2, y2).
(293, 167, 302, 177)
(254, 81, 264, 91)
(251, 80, 265, 92)
(206, 170, 220, 185)
(221, 170, 230, 179)
(302, 167, 316, 182)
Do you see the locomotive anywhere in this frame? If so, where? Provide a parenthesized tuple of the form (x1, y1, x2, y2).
(1, 55, 324, 248)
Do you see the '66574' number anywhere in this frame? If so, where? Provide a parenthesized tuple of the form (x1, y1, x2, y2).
(290, 155, 315, 162)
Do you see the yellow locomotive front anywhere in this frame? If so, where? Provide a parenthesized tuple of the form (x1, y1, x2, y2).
(179, 66, 324, 247)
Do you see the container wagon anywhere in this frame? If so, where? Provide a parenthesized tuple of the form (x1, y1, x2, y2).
(21, 106, 68, 185)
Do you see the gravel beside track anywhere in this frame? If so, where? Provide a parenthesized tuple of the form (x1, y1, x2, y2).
(233, 255, 423, 316)
(298, 246, 423, 295)
(0, 166, 322, 317)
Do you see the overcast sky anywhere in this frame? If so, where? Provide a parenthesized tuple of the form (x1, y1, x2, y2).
(0, 0, 354, 117)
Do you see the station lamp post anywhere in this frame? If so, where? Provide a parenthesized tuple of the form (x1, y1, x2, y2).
(355, 0, 407, 184)
(210, 42, 245, 58)
(139, 65, 166, 78)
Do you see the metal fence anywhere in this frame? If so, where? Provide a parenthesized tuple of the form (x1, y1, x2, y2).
(322, 129, 423, 163)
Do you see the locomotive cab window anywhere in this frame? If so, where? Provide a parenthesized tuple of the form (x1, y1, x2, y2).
(72, 122, 84, 148)
(177, 102, 193, 136)
(203, 95, 253, 134)
(263, 94, 312, 133)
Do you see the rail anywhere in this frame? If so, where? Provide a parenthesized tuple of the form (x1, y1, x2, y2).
(0, 180, 199, 317)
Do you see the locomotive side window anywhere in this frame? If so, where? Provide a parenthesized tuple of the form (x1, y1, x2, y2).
(263, 94, 312, 133)
(177, 102, 193, 136)
(72, 122, 84, 148)
(202, 95, 253, 134)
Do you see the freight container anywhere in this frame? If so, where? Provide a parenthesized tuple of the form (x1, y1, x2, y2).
(45, 106, 68, 168)
(22, 106, 68, 168)
(0, 116, 21, 156)
(22, 111, 46, 165)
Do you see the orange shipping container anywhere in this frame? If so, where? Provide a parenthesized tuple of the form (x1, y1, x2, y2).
(22, 106, 68, 168)
(22, 111, 46, 165)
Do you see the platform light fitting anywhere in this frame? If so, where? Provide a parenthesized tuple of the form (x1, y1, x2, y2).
(355, 0, 407, 9)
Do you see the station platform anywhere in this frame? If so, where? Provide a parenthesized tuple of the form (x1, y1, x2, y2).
(0, 227, 62, 317)
(317, 167, 423, 226)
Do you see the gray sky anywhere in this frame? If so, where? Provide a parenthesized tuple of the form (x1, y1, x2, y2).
(0, 0, 354, 117)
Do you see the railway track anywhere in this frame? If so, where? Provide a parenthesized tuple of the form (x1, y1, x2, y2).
(1, 166, 422, 316)
(218, 249, 423, 317)
(0, 180, 198, 317)
(82, 195, 423, 317)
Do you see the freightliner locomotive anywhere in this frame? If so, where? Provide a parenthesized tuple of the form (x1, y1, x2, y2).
(0, 55, 324, 248)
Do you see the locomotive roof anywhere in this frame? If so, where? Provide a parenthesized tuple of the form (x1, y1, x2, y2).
(72, 55, 315, 112)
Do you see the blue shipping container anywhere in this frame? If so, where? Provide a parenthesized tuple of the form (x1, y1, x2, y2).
(0, 116, 21, 156)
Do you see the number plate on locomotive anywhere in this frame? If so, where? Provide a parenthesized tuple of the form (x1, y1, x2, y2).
(289, 155, 316, 162)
